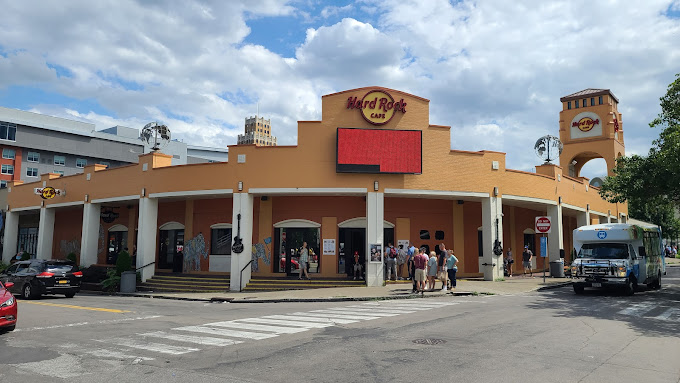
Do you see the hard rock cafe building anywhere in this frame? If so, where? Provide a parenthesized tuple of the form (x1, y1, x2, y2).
(1, 87, 627, 290)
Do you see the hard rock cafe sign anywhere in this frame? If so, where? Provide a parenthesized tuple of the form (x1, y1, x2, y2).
(572, 116, 600, 132)
(346, 89, 407, 125)
(34, 186, 64, 199)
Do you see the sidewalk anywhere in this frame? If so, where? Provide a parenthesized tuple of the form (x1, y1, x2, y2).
(112, 273, 571, 303)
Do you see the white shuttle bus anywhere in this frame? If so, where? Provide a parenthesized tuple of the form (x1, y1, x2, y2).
(570, 223, 664, 295)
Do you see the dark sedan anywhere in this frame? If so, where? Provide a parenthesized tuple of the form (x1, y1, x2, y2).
(0, 260, 82, 299)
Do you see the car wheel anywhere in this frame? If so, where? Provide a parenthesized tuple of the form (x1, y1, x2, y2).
(65, 292, 76, 298)
(22, 284, 35, 300)
(2, 325, 16, 332)
(623, 277, 635, 296)
(573, 284, 584, 295)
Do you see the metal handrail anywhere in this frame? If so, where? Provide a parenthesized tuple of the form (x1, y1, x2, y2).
(135, 261, 156, 272)
(240, 260, 253, 292)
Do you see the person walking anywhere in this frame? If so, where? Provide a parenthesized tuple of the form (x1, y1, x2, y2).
(446, 250, 458, 290)
(352, 250, 362, 280)
(522, 245, 533, 277)
(505, 247, 514, 277)
(298, 242, 311, 280)
(427, 251, 438, 291)
(413, 248, 428, 295)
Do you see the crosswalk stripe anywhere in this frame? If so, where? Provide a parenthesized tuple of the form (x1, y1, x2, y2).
(175, 325, 278, 340)
(618, 303, 655, 317)
(312, 308, 399, 318)
(263, 315, 358, 324)
(83, 348, 155, 361)
(141, 331, 243, 346)
(246, 318, 333, 328)
(210, 321, 310, 334)
(653, 308, 680, 321)
(103, 338, 199, 355)
(292, 312, 381, 321)
(322, 308, 401, 316)
(360, 304, 433, 311)
(344, 305, 411, 313)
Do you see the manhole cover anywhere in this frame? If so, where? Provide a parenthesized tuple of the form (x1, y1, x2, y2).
(412, 338, 446, 345)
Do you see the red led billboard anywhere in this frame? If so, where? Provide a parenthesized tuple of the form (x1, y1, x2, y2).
(336, 128, 422, 174)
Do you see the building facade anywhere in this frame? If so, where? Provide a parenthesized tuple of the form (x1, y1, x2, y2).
(1, 87, 626, 290)
(237, 116, 277, 146)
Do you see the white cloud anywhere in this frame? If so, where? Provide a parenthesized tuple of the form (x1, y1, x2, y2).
(0, 0, 677, 180)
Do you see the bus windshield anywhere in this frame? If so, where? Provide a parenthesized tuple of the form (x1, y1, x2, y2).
(577, 243, 629, 259)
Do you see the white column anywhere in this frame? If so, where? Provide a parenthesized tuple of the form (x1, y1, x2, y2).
(36, 207, 55, 260)
(80, 203, 101, 267)
(230, 193, 253, 291)
(576, 210, 590, 228)
(481, 196, 503, 281)
(366, 192, 385, 287)
(2, 210, 19, 263)
(547, 204, 564, 270)
(136, 197, 158, 282)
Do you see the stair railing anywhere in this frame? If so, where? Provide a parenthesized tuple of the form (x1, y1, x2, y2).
(240, 260, 253, 292)
(135, 261, 156, 272)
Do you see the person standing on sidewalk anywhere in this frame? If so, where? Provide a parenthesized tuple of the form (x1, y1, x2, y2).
(505, 247, 514, 277)
(446, 250, 458, 290)
(522, 245, 533, 277)
(427, 251, 438, 291)
(397, 244, 407, 280)
(438, 243, 448, 291)
(385, 242, 398, 281)
(414, 248, 428, 294)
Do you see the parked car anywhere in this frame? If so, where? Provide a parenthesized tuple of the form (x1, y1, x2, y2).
(279, 257, 300, 271)
(0, 260, 82, 299)
(0, 281, 17, 332)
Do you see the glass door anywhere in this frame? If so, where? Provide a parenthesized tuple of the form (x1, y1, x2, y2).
(159, 229, 185, 272)
(275, 227, 320, 276)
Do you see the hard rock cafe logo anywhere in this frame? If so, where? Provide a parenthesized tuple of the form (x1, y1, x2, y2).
(346, 90, 407, 125)
(34, 186, 64, 199)
(572, 117, 600, 132)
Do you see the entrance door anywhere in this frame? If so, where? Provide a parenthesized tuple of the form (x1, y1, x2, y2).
(159, 229, 185, 272)
(339, 228, 366, 278)
(106, 231, 128, 265)
(274, 227, 320, 276)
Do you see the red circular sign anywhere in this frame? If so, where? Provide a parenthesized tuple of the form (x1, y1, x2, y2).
(536, 217, 551, 233)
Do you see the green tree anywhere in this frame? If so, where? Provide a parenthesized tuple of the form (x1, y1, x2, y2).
(600, 73, 680, 236)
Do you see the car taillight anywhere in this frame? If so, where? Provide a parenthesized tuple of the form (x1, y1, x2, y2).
(72, 271, 83, 277)
(36, 272, 54, 278)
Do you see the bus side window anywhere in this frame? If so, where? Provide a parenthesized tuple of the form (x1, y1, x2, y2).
(638, 246, 646, 258)
(629, 245, 636, 260)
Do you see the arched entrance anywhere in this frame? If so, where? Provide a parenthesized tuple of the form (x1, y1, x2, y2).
(106, 224, 128, 265)
(159, 221, 185, 272)
(273, 219, 321, 276)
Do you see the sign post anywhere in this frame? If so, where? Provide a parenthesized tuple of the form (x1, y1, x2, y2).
(536, 217, 552, 283)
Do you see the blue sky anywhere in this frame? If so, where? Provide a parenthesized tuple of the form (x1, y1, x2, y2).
(0, 0, 679, 179)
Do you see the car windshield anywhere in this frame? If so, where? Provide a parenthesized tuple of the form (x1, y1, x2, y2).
(46, 264, 75, 273)
(577, 243, 629, 259)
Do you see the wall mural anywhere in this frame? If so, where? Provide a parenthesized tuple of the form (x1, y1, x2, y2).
(184, 233, 208, 272)
(251, 237, 272, 272)
(60, 239, 80, 258)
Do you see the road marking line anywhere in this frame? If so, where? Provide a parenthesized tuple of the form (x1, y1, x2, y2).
(361, 304, 433, 311)
(103, 338, 199, 355)
(292, 312, 380, 321)
(654, 308, 680, 321)
(245, 318, 333, 328)
(175, 325, 279, 340)
(141, 331, 243, 346)
(21, 301, 130, 313)
(13, 315, 162, 332)
(263, 314, 358, 324)
(312, 309, 399, 317)
(83, 348, 155, 361)
(618, 303, 655, 317)
(344, 305, 410, 313)
(322, 308, 400, 316)
(210, 321, 310, 334)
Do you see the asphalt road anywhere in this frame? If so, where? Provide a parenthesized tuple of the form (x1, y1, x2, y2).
(1, 268, 679, 383)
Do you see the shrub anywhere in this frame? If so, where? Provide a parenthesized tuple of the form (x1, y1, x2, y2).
(115, 250, 132, 276)
(0, 262, 9, 273)
(101, 269, 121, 292)
(66, 252, 77, 263)
(20, 252, 31, 261)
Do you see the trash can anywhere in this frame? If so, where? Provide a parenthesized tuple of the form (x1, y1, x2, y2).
(120, 270, 137, 293)
(549, 259, 565, 278)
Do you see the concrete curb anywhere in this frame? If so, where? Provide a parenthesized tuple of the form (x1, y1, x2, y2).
(536, 282, 572, 291)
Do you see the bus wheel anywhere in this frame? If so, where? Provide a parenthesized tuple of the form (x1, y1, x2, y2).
(623, 277, 635, 296)
(651, 272, 661, 290)
(573, 284, 584, 295)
